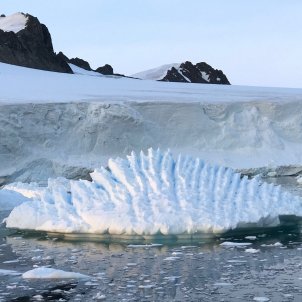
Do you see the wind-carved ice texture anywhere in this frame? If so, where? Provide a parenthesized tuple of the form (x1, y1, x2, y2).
(5, 149, 302, 236)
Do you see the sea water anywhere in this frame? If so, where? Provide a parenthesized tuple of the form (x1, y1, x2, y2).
(0, 177, 301, 301)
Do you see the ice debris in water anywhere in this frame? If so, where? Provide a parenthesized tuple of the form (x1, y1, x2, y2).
(220, 242, 252, 247)
(253, 297, 270, 302)
(0, 269, 21, 276)
(22, 267, 89, 279)
(4, 148, 302, 236)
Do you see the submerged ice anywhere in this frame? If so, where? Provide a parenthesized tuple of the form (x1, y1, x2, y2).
(4, 149, 302, 235)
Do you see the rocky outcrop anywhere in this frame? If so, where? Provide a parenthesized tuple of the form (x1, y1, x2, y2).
(69, 57, 91, 71)
(95, 64, 114, 75)
(56, 51, 69, 62)
(0, 13, 129, 76)
(0, 13, 72, 73)
(56, 51, 119, 76)
(162, 61, 230, 84)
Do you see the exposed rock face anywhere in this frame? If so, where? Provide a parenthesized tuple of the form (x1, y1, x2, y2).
(95, 64, 114, 75)
(163, 66, 187, 82)
(56, 51, 69, 62)
(56, 52, 118, 76)
(162, 61, 230, 84)
(0, 12, 129, 76)
(0, 13, 72, 73)
(69, 57, 91, 71)
(95, 64, 129, 78)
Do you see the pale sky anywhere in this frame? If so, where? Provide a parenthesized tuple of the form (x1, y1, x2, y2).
(2, 0, 302, 88)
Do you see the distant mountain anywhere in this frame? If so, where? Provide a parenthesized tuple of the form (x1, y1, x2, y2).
(132, 61, 230, 85)
(0, 13, 72, 73)
(131, 63, 181, 80)
(0, 12, 230, 83)
(0, 12, 120, 76)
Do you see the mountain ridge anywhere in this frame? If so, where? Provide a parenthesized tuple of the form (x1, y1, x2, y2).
(0, 12, 72, 73)
(0, 12, 230, 83)
(133, 61, 230, 84)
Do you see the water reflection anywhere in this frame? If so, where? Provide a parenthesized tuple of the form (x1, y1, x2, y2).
(1, 226, 301, 301)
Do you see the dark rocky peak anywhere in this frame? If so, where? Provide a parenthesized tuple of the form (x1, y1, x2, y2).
(195, 62, 230, 84)
(195, 62, 213, 73)
(0, 12, 72, 73)
(56, 51, 69, 62)
(164, 67, 188, 82)
(69, 57, 91, 71)
(161, 60, 230, 85)
(18, 13, 53, 52)
(95, 64, 114, 75)
(95, 64, 129, 78)
(55, 53, 121, 77)
(179, 61, 209, 84)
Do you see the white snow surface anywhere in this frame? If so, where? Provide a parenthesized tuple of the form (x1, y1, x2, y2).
(177, 67, 191, 82)
(3, 181, 45, 199)
(68, 63, 103, 77)
(0, 179, 67, 211)
(1, 61, 302, 104)
(1, 62, 302, 182)
(5, 149, 302, 236)
(201, 71, 210, 82)
(0, 13, 27, 33)
(132, 64, 210, 83)
(131, 63, 180, 80)
(22, 267, 89, 279)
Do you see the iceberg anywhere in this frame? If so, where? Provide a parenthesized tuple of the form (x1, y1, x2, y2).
(5, 149, 302, 236)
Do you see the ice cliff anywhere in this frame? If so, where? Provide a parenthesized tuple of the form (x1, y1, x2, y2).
(5, 149, 302, 236)
(2, 99, 302, 185)
(1, 62, 302, 184)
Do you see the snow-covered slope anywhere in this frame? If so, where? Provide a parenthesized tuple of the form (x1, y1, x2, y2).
(68, 63, 103, 77)
(1, 62, 302, 183)
(5, 149, 302, 235)
(131, 63, 180, 80)
(0, 13, 27, 33)
(1, 62, 302, 104)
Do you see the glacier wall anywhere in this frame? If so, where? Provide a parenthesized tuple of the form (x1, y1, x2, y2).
(1, 100, 302, 184)
(5, 149, 302, 235)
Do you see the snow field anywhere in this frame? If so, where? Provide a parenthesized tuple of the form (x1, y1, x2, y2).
(131, 63, 181, 80)
(0, 13, 27, 33)
(1, 62, 302, 184)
